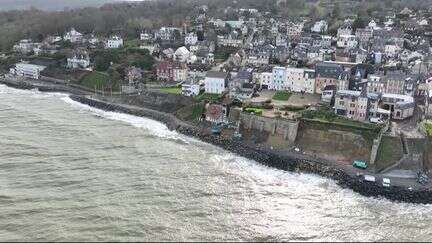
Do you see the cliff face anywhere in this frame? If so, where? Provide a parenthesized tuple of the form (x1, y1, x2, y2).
(95, 91, 195, 114)
(296, 127, 372, 162)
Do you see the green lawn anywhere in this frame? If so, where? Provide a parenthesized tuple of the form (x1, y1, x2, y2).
(157, 86, 182, 94)
(80, 71, 111, 89)
(272, 91, 292, 101)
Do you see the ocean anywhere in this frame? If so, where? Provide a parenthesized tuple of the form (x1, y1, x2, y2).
(0, 84, 431, 241)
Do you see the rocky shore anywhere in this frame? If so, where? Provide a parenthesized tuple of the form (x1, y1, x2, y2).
(2, 78, 432, 204)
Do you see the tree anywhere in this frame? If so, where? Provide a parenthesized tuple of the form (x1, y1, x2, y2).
(331, 2, 341, 20)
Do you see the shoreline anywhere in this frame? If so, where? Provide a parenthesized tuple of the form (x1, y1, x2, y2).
(2, 78, 432, 204)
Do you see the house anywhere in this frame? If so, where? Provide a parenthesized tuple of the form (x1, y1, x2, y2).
(285, 67, 305, 92)
(271, 66, 286, 90)
(315, 62, 351, 94)
(106, 36, 123, 49)
(229, 70, 255, 100)
(311, 20, 328, 33)
(140, 42, 160, 55)
(125, 66, 143, 85)
(182, 76, 203, 97)
(64, 28, 83, 43)
(337, 22, 352, 37)
(355, 28, 373, 47)
(155, 60, 174, 81)
(259, 72, 273, 89)
(334, 89, 369, 121)
(185, 32, 198, 46)
(381, 93, 415, 120)
(275, 34, 288, 47)
(286, 21, 304, 41)
(140, 32, 152, 41)
(284, 67, 316, 94)
(273, 46, 289, 63)
(205, 103, 227, 123)
(13, 39, 40, 55)
(11, 62, 46, 79)
(174, 46, 191, 63)
(156, 27, 181, 41)
(247, 48, 271, 66)
(337, 35, 358, 49)
(204, 71, 228, 94)
(67, 49, 90, 69)
(217, 32, 243, 47)
(173, 62, 188, 82)
(304, 69, 316, 94)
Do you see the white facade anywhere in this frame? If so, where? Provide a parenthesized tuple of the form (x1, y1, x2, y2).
(204, 76, 226, 94)
(311, 20, 328, 33)
(64, 28, 83, 43)
(106, 36, 123, 49)
(285, 67, 305, 92)
(174, 46, 191, 62)
(182, 83, 201, 96)
(13, 63, 46, 79)
(385, 44, 402, 58)
(337, 35, 358, 49)
(259, 72, 273, 88)
(185, 32, 198, 46)
(173, 67, 188, 82)
(140, 32, 152, 41)
(67, 55, 90, 69)
(271, 66, 286, 90)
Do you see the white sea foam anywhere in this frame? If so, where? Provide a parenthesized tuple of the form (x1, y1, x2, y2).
(60, 96, 189, 142)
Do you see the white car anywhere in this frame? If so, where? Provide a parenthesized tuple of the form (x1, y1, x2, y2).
(382, 178, 391, 187)
(370, 117, 384, 124)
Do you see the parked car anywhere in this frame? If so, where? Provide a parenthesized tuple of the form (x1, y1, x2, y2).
(370, 117, 385, 124)
(382, 178, 391, 187)
(352, 160, 368, 169)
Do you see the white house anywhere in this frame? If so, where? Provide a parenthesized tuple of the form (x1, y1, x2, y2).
(259, 72, 272, 89)
(311, 20, 328, 33)
(385, 44, 402, 58)
(140, 32, 152, 41)
(285, 67, 305, 92)
(13, 39, 38, 54)
(185, 32, 198, 46)
(11, 62, 46, 79)
(106, 36, 123, 49)
(64, 28, 83, 43)
(67, 51, 90, 69)
(271, 66, 286, 90)
(174, 46, 191, 63)
(337, 35, 358, 49)
(204, 71, 228, 94)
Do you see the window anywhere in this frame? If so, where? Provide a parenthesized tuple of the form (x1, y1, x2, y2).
(339, 101, 344, 106)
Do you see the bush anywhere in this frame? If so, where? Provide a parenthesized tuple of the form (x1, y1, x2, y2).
(244, 107, 263, 116)
(282, 105, 305, 112)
